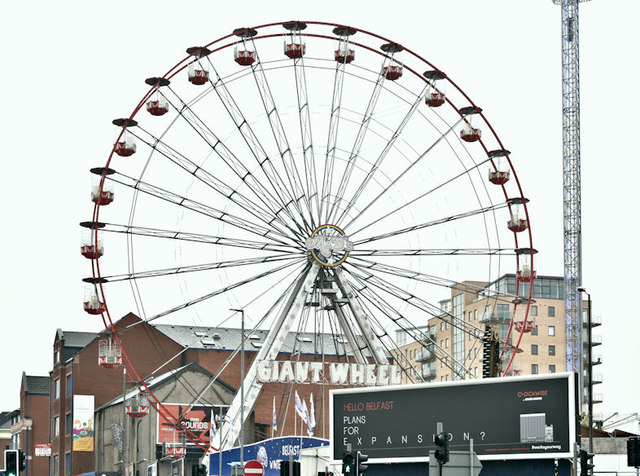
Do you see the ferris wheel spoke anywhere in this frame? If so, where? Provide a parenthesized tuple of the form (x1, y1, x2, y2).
(344, 263, 484, 350)
(346, 270, 465, 380)
(246, 37, 316, 230)
(320, 49, 351, 224)
(126, 127, 305, 241)
(105, 172, 297, 247)
(351, 247, 515, 257)
(199, 56, 310, 236)
(93, 222, 302, 253)
(351, 155, 493, 238)
(353, 202, 508, 246)
(97, 254, 299, 283)
(154, 91, 306, 236)
(335, 85, 428, 225)
(326, 60, 388, 224)
(290, 37, 321, 225)
(344, 117, 467, 234)
(349, 256, 513, 302)
(144, 258, 305, 324)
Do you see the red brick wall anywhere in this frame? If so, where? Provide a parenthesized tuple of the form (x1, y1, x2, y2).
(20, 392, 50, 476)
(51, 313, 184, 476)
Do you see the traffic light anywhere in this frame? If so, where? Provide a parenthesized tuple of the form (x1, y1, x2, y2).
(355, 451, 368, 476)
(434, 432, 449, 465)
(18, 450, 26, 472)
(342, 451, 354, 475)
(5, 449, 19, 476)
(192, 464, 207, 476)
(482, 325, 501, 378)
(628, 436, 640, 467)
(280, 460, 300, 476)
(580, 449, 594, 476)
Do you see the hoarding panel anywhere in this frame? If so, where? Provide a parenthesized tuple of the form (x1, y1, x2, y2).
(157, 403, 218, 444)
(73, 395, 95, 451)
(331, 372, 576, 462)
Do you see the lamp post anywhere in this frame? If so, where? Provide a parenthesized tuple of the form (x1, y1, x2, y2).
(577, 287, 593, 453)
(230, 308, 245, 470)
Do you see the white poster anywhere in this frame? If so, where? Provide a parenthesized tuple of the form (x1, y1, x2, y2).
(72, 395, 95, 451)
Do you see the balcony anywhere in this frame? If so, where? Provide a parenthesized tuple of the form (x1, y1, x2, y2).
(479, 312, 511, 324)
(416, 347, 436, 363)
(421, 365, 436, 380)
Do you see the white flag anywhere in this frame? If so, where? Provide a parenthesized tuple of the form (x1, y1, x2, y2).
(309, 393, 316, 429)
(295, 391, 307, 423)
(273, 396, 277, 435)
(303, 399, 313, 436)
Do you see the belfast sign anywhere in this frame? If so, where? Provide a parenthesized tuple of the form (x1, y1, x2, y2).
(256, 360, 402, 386)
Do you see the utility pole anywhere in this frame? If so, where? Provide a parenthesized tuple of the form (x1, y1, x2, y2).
(551, 0, 590, 398)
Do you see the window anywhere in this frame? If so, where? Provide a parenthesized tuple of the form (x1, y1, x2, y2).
(549, 345, 556, 356)
(54, 349, 60, 364)
(531, 344, 538, 356)
(474, 310, 477, 320)
(66, 413, 72, 435)
(531, 364, 538, 375)
(497, 303, 510, 319)
(548, 306, 555, 317)
(54, 416, 59, 438)
(440, 322, 444, 331)
(531, 305, 538, 317)
(53, 455, 59, 476)
(66, 374, 72, 396)
(549, 364, 556, 373)
(445, 338, 449, 349)
(548, 326, 556, 336)
(65, 453, 71, 475)
(531, 325, 538, 336)
(54, 379, 60, 400)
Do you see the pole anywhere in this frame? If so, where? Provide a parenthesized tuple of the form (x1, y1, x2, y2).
(122, 367, 127, 476)
(231, 309, 245, 469)
(578, 287, 593, 453)
(586, 292, 593, 453)
(219, 409, 223, 476)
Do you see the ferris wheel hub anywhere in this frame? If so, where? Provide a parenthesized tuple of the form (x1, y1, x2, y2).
(305, 224, 353, 267)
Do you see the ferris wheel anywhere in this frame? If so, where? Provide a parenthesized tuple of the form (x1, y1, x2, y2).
(81, 21, 536, 450)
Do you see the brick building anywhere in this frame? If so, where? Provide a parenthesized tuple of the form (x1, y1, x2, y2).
(396, 273, 602, 407)
(16, 374, 51, 476)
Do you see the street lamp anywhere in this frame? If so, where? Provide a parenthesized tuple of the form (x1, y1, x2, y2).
(230, 308, 245, 469)
(577, 287, 593, 453)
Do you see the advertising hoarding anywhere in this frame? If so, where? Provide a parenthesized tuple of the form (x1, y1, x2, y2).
(73, 395, 95, 451)
(331, 372, 576, 462)
(208, 436, 329, 476)
(157, 404, 221, 444)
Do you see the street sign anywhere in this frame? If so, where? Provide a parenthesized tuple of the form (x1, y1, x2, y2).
(428, 451, 482, 476)
(244, 460, 264, 476)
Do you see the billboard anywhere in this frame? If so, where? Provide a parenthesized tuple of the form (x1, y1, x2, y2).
(331, 372, 577, 462)
(73, 395, 95, 451)
(157, 404, 222, 445)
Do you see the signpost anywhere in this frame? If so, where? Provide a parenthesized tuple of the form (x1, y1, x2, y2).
(244, 460, 264, 476)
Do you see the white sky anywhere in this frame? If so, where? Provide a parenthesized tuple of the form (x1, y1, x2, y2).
(1, 0, 638, 430)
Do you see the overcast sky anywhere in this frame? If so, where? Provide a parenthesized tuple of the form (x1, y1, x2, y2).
(1, 0, 638, 430)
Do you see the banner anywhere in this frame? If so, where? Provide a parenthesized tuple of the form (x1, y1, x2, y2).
(73, 395, 95, 451)
(157, 404, 216, 444)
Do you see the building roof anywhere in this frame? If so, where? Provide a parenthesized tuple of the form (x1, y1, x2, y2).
(0, 410, 19, 429)
(57, 329, 98, 348)
(154, 324, 377, 357)
(96, 362, 234, 411)
(23, 373, 50, 395)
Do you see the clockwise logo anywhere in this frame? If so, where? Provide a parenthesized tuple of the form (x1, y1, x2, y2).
(305, 224, 353, 267)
